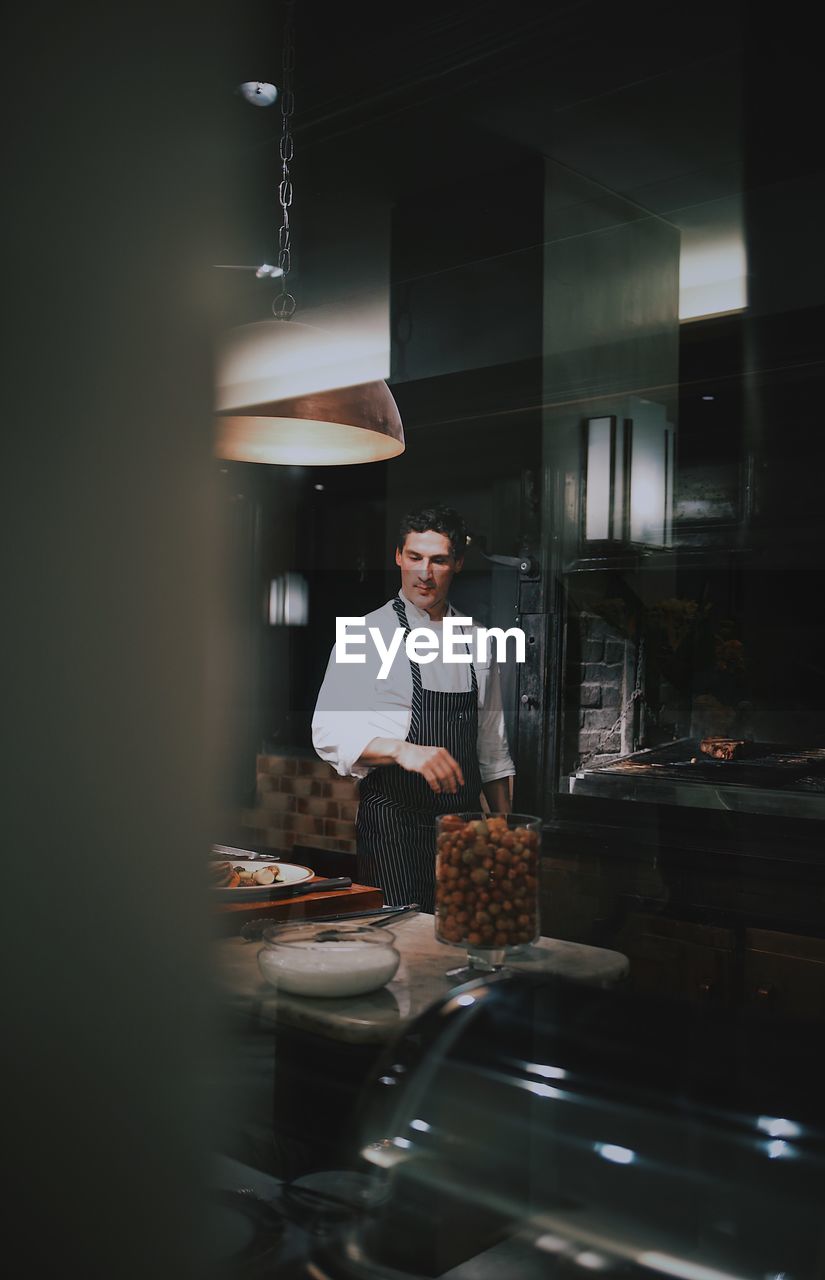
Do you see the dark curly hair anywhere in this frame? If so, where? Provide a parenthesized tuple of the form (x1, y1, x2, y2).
(397, 505, 468, 559)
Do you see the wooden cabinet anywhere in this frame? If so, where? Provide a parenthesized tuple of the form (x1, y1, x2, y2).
(616, 916, 825, 1020)
(744, 929, 825, 1021)
(618, 915, 736, 1007)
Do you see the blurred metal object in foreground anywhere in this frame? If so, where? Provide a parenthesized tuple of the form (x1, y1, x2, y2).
(305, 973, 825, 1279)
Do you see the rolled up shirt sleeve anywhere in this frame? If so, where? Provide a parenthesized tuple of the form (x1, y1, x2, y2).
(475, 658, 516, 784)
(312, 640, 411, 779)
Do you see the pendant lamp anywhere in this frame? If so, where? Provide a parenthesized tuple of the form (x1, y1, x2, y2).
(214, 2, 404, 466)
(215, 320, 404, 465)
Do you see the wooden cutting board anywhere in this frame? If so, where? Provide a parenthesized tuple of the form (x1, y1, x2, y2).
(214, 879, 383, 935)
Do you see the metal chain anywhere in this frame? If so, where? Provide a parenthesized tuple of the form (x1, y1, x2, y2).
(274, 0, 297, 319)
(577, 637, 659, 767)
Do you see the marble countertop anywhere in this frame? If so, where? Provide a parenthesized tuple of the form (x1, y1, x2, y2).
(213, 913, 629, 1046)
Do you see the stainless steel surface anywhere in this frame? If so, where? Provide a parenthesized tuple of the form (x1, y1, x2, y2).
(568, 737, 825, 820)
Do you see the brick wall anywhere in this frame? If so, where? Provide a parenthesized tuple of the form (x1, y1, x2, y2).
(240, 753, 360, 855)
(574, 612, 634, 765)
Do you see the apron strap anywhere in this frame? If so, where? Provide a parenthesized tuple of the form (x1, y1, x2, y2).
(392, 596, 422, 694)
(392, 595, 422, 740)
(393, 596, 477, 695)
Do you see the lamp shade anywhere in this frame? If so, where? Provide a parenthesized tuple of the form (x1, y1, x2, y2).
(214, 319, 404, 465)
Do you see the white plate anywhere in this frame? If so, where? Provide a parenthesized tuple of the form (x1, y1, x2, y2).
(211, 860, 314, 901)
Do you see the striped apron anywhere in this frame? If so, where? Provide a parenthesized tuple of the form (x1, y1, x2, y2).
(356, 597, 482, 912)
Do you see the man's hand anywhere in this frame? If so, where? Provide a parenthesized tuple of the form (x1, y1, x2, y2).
(356, 738, 465, 793)
(394, 743, 465, 794)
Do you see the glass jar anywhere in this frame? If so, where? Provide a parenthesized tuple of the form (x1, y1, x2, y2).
(258, 922, 400, 998)
(434, 812, 541, 969)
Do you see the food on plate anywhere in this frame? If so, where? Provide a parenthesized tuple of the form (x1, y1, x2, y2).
(209, 859, 281, 888)
(435, 816, 539, 948)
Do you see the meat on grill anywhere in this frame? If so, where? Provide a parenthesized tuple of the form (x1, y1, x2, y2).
(699, 737, 755, 761)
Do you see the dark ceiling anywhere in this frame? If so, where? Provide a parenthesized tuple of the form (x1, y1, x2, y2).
(230, 0, 742, 164)
(216, 0, 745, 303)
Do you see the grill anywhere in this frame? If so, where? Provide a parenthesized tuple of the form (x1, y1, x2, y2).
(568, 739, 825, 819)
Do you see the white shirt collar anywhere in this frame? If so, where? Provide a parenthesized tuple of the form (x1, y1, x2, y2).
(398, 589, 454, 626)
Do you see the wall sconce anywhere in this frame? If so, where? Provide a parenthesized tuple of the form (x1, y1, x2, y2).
(268, 572, 309, 626)
(582, 399, 674, 549)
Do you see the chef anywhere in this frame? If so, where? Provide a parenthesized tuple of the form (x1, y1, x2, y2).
(312, 504, 515, 912)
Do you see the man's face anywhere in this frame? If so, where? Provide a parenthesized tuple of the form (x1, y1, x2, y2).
(395, 529, 463, 619)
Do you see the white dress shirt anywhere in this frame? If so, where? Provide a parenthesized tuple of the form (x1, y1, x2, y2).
(312, 590, 516, 784)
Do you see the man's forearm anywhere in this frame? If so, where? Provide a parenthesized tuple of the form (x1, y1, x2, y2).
(355, 737, 404, 767)
(356, 739, 466, 793)
(482, 776, 512, 813)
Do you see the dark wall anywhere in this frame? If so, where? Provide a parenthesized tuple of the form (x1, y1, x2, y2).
(5, 1, 253, 1271)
